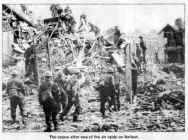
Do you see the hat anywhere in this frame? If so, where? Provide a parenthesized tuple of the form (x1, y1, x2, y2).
(139, 36, 143, 39)
(11, 70, 18, 76)
(44, 71, 52, 77)
(80, 14, 87, 19)
(64, 6, 72, 14)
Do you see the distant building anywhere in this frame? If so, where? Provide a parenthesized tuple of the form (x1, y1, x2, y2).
(159, 24, 184, 63)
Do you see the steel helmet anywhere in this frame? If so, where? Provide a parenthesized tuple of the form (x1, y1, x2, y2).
(44, 71, 52, 77)
(64, 6, 72, 14)
(11, 70, 18, 76)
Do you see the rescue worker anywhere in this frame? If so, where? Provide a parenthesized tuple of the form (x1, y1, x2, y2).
(62, 6, 76, 34)
(113, 67, 121, 111)
(95, 75, 117, 117)
(78, 14, 90, 33)
(136, 43, 141, 61)
(139, 36, 147, 64)
(38, 71, 60, 132)
(54, 72, 68, 115)
(6, 71, 25, 124)
(24, 44, 38, 83)
(78, 14, 100, 36)
(59, 71, 81, 122)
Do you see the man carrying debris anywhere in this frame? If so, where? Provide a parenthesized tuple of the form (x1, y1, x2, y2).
(59, 69, 81, 122)
(38, 71, 61, 132)
(95, 74, 117, 117)
(54, 72, 69, 114)
(6, 71, 26, 124)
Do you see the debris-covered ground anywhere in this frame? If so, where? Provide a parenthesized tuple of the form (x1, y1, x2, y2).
(2, 63, 184, 132)
(2, 4, 185, 132)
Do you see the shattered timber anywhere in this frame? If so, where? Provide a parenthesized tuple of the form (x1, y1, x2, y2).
(2, 4, 185, 132)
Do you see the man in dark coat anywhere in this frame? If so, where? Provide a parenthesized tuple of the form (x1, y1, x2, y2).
(6, 71, 25, 124)
(58, 73, 81, 122)
(95, 75, 117, 117)
(38, 71, 60, 132)
(139, 36, 147, 64)
(61, 6, 76, 34)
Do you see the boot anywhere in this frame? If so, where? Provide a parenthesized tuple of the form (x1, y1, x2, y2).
(22, 118, 26, 125)
(44, 127, 52, 132)
(54, 124, 58, 131)
(11, 116, 16, 124)
(73, 115, 78, 122)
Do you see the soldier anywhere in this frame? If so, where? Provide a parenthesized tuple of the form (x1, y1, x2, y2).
(59, 72, 81, 122)
(95, 75, 117, 117)
(139, 36, 147, 64)
(38, 71, 60, 132)
(6, 71, 25, 124)
(113, 67, 121, 111)
(78, 14, 100, 36)
(54, 72, 68, 115)
(24, 44, 38, 83)
(63, 6, 76, 34)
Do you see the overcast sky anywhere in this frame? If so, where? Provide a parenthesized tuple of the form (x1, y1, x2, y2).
(23, 4, 184, 33)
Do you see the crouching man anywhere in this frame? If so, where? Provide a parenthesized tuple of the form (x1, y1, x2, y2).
(95, 75, 118, 117)
(38, 71, 60, 132)
(6, 71, 26, 124)
(59, 74, 81, 122)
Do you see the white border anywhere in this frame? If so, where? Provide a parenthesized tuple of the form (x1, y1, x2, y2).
(0, 0, 187, 140)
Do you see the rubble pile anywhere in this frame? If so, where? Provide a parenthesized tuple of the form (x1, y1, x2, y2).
(162, 63, 184, 78)
(2, 4, 185, 132)
(135, 82, 166, 111)
(128, 64, 185, 132)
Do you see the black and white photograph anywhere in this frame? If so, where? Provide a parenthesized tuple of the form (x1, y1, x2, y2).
(1, 2, 185, 133)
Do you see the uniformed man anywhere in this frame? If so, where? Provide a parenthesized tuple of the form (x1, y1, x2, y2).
(24, 44, 38, 83)
(78, 14, 100, 36)
(63, 6, 76, 34)
(59, 71, 81, 122)
(6, 71, 25, 124)
(54, 72, 68, 114)
(135, 43, 141, 72)
(38, 71, 60, 132)
(139, 36, 147, 64)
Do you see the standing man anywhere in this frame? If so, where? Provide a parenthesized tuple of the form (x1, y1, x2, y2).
(6, 71, 25, 124)
(139, 36, 147, 64)
(135, 43, 141, 72)
(59, 72, 81, 122)
(63, 6, 76, 34)
(38, 71, 60, 132)
(24, 43, 38, 84)
(78, 14, 100, 36)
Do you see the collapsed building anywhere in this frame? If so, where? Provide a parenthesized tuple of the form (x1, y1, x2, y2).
(159, 19, 185, 63)
(2, 4, 35, 66)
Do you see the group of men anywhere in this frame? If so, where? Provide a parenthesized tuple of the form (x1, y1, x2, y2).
(6, 69, 81, 132)
(5, 12, 148, 132)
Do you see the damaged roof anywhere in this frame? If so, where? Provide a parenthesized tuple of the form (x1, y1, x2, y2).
(2, 4, 35, 27)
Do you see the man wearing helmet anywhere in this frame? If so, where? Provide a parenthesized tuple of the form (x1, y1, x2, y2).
(57, 68, 81, 122)
(62, 6, 76, 33)
(6, 71, 26, 124)
(38, 71, 60, 132)
(78, 14, 100, 36)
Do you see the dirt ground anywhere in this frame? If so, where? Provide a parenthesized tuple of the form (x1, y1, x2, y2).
(2, 65, 185, 132)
